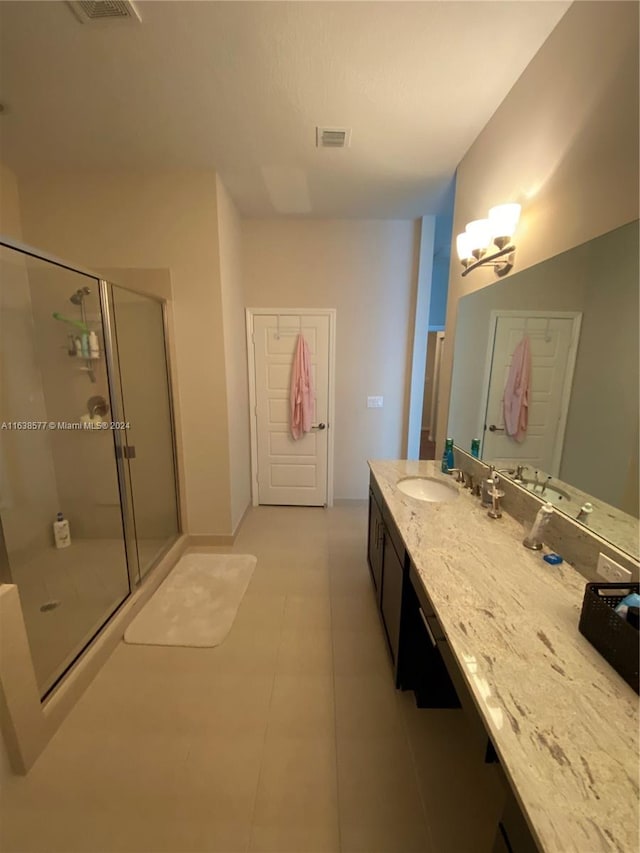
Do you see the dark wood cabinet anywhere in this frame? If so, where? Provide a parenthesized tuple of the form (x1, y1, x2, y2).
(381, 532, 404, 668)
(492, 787, 539, 853)
(367, 478, 408, 684)
(367, 488, 384, 599)
(401, 570, 460, 708)
(368, 471, 534, 851)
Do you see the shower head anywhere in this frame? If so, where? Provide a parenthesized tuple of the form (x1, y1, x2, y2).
(69, 287, 91, 305)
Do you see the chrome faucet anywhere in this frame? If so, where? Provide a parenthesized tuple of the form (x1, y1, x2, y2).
(447, 468, 465, 483)
(514, 465, 527, 482)
(540, 476, 552, 496)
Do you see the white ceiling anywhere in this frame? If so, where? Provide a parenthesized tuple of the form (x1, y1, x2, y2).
(0, 1, 570, 218)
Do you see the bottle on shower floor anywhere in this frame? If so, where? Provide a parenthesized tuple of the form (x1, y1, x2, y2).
(53, 512, 71, 549)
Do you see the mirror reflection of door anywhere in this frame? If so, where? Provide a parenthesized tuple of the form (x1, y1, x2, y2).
(481, 312, 581, 474)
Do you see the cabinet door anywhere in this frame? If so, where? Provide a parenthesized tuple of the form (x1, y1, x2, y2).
(381, 536, 404, 666)
(367, 492, 383, 596)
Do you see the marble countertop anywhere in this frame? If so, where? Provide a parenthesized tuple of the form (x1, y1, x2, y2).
(369, 459, 639, 853)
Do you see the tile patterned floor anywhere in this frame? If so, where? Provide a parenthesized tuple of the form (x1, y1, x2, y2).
(1, 504, 505, 852)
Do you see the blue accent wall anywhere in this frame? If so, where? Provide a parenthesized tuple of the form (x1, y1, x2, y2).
(428, 175, 456, 329)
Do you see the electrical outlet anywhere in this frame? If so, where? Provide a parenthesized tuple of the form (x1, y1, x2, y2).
(597, 552, 632, 583)
(367, 396, 384, 409)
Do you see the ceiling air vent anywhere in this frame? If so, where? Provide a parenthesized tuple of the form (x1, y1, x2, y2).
(67, 1, 141, 23)
(316, 127, 351, 149)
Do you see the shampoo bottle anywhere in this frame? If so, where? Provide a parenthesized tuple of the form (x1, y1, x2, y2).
(89, 331, 99, 358)
(53, 512, 71, 549)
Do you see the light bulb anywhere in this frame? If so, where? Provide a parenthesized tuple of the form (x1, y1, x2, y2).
(465, 219, 492, 252)
(488, 203, 521, 241)
(456, 232, 473, 262)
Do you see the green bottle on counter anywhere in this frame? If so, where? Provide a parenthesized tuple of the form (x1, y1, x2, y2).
(441, 438, 455, 473)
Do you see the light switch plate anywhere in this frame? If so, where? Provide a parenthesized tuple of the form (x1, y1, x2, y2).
(367, 396, 384, 409)
(597, 552, 632, 583)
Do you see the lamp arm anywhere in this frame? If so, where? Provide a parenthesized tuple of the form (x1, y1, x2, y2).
(461, 243, 516, 278)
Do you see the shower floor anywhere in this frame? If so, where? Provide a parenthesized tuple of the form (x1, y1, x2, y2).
(11, 537, 167, 696)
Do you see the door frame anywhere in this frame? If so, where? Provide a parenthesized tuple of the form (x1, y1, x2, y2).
(429, 331, 446, 440)
(478, 309, 582, 472)
(246, 308, 336, 508)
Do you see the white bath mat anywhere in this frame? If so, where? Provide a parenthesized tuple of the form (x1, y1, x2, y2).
(124, 553, 256, 648)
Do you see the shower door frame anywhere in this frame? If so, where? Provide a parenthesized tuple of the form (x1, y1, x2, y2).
(0, 235, 182, 597)
(100, 279, 183, 587)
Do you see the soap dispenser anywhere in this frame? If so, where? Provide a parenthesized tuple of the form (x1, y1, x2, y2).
(481, 466, 496, 506)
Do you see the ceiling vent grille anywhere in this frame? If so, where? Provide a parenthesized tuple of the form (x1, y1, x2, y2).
(67, 1, 141, 23)
(316, 127, 351, 149)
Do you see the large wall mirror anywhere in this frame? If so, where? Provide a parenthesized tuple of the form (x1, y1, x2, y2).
(448, 220, 639, 560)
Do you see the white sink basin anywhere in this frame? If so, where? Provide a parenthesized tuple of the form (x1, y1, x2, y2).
(396, 477, 459, 503)
(522, 481, 571, 506)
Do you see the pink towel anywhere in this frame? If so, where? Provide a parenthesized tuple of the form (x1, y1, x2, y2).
(503, 335, 531, 442)
(290, 334, 314, 440)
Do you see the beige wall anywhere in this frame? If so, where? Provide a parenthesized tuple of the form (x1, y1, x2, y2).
(0, 161, 22, 236)
(243, 219, 419, 499)
(438, 1, 640, 453)
(216, 178, 251, 531)
(15, 171, 234, 536)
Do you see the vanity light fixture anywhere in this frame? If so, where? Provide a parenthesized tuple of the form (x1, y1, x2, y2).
(456, 203, 521, 277)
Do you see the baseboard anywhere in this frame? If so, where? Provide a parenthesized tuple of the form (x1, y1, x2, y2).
(232, 502, 251, 538)
(187, 534, 235, 547)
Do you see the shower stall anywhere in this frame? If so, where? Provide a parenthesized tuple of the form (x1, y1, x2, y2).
(0, 240, 180, 699)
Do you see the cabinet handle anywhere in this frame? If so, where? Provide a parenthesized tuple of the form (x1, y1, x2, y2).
(419, 607, 437, 647)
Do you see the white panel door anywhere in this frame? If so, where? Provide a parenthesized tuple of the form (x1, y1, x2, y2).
(482, 314, 580, 474)
(253, 314, 330, 506)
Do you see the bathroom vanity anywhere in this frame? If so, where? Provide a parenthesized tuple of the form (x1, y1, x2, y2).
(367, 459, 639, 853)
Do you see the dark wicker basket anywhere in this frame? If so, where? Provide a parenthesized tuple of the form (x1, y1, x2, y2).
(579, 582, 639, 694)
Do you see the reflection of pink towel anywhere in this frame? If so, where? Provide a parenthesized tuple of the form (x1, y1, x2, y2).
(503, 335, 531, 442)
(290, 334, 314, 440)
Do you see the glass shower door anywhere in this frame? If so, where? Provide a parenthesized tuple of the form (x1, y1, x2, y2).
(109, 285, 179, 581)
(0, 245, 131, 697)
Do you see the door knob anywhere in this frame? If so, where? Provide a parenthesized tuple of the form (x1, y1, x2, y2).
(312, 423, 326, 430)
(488, 424, 505, 432)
